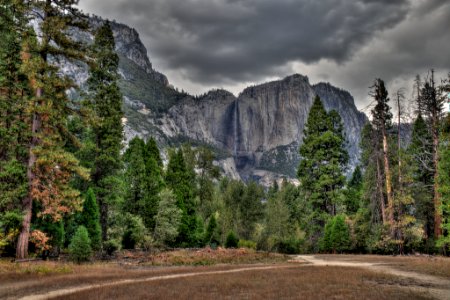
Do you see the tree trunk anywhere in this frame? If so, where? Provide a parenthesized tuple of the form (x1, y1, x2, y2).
(432, 118, 442, 238)
(431, 71, 442, 239)
(397, 93, 402, 188)
(382, 125, 394, 228)
(16, 88, 41, 259)
(376, 158, 387, 224)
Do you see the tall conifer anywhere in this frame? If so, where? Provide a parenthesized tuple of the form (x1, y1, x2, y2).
(88, 21, 124, 241)
(16, 0, 89, 259)
(297, 96, 348, 248)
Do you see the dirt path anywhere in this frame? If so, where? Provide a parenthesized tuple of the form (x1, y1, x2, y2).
(296, 255, 450, 300)
(16, 265, 293, 300)
(11, 256, 450, 300)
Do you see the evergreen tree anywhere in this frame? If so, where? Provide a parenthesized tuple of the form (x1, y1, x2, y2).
(79, 189, 101, 251)
(154, 188, 182, 246)
(297, 96, 348, 249)
(0, 0, 30, 215)
(88, 21, 124, 241)
(69, 226, 92, 263)
(196, 147, 220, 220)
(265, 191, 292, 252)
(238, 181, 264, 240)
(321, 215, 351, 253)
(141, 139, 164, 231)
(16, 0, 90, 259)
(345, 166, 363, 214)
(165, 149, 198, 246)
(409, 114, 434, 243)
(144, 137, 163, 168)
(123, 137, 146, 214)
(437, 114, 450, 252)
(204, 214, 220, 246)
(225, 231, 239, 248)
(370, 79, 394, 229)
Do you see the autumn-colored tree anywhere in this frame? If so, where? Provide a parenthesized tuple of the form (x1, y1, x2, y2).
(16, 0, 89, 259)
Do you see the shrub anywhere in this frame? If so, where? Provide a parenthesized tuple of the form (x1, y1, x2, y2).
(122, 214, 146, 249)
(204, 215, 220, 246)
(69, 226, 92, 263)
(277, 238, 302, 254)
(0, 211, 22, 256)
(225, 231, 239, 248)
(103, 239, 120, 256)
(320, 215, 351, 253)
(238, 239, 257, 250)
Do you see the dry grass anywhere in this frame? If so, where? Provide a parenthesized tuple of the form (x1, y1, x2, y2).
(317, 254, 450, 278)
(0, 248, 287, 299)
(133, 247, 288, 266)
(2, 252, 447, 299)
(58, 266, 432, 300)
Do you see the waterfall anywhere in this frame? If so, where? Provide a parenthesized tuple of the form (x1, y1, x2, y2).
(233, 99, 238, 156)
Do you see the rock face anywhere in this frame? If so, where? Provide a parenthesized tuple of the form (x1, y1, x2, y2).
(160, 75, 367, 181)
(63, 16, 368, 184)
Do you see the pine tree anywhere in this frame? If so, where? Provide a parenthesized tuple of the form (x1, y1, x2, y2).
(141, 139, 164, 231)
(345, 166, 363, 214)
(123, 137, 147, 215)
(16, 0, 90, 259)
(370, 79, 394, 229)
(88, 21, 124, 241)
(297, 96, 348, 248)
(238, 181, 264, 240)
(437, 114, 450, 252)
(409, 114, 434, 242)
(204, 214, 220, 246)
(154, 188, 182, 246)
(265, 191, 292, 251)
(79, 188, 101, 251)
(144, 137, 163, 168)
(196, 147, 220, 220)
(420, 71, 445, 239)
(361, 123, 386, 225)
(69, 226, 92, 263)
(0, 0, 29, 214)
(165, 149, 194, 245)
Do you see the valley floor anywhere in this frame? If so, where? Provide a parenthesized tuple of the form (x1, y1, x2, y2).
(1, 252, 450, 300)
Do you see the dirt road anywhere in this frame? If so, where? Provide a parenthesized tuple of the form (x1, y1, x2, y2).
(296, 255, 450, 300)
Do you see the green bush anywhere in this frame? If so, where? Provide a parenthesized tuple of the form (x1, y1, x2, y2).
(69, 226, 92, 263)
(204, 215, 220, 246)
(225, 231, 239, 248)
(238, 239, 257, 250)
(103, 239, 120, 256)
(122, 214, 146, 249)
(320, 215, 351, 253)
(277, 238, 302, 254)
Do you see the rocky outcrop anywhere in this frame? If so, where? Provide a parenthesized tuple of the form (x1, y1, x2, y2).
(109, 22, 169, 86)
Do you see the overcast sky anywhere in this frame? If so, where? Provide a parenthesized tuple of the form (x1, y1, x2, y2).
(77, 0, 449, 109)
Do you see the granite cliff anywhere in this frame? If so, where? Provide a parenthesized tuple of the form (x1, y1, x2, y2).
(64, 17, 368, 185)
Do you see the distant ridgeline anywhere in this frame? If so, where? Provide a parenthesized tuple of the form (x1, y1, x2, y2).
(64, 16, 368, 185)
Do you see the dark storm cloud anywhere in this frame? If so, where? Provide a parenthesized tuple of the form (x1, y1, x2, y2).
(78, 0, 450, 106)
(79, 0, 410, 84)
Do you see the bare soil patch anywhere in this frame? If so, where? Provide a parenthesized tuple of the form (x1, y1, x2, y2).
(316, 254, 450, 278)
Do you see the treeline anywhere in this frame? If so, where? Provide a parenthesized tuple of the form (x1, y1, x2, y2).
(1, 0, 450, 260)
